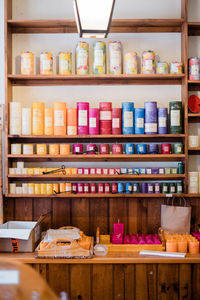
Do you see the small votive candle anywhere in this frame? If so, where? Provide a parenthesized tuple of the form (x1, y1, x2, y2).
(166, 240, 177, 252)
(177, 240, 188, 253)
(189, 240, 199, 254)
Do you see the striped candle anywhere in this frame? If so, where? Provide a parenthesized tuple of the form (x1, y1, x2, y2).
(77, 102, 89, 135)
(144, 101, 158, 134)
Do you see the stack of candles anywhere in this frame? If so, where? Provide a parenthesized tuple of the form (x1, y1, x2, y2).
(165, 234, 199, 254)
(9, 101, 183, 136)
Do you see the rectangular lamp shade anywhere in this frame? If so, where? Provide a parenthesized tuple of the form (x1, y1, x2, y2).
(73, 0, 115, 38)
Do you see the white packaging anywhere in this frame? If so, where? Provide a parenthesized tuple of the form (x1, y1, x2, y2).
(17, 162, 24, 169)
(22, 108, 31, 135)
(23, 144, 34, 155)
(16, 168, 22, 175)
(11, 144, 21, 155)
(16, 187, 22, 194)
(9, 102, 22, 135)
(189, 136, 199, 148)
(10, 183, 16, 194)
(9, 168, 15, 175)
(22, 168, 28, 175)
(22, 183, 28, 194)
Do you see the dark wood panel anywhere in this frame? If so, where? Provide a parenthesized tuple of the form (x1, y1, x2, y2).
(192, 264, 200, 300)
(52, 198, 70, 228)
(70, 265, 91, 300)
(90, 198, 109, 236)
(179, 264, 191, 300)
(33, 198, 52, 230)
(113, 265, 125, 300)
(124, 265, 135, 300)
(71, 198, 90, 234)
(92, 265, 113, 300)
(48, 264, 70, 296)
(135, 264, 157, 300)
(158, 264, 179, 300)
(15, 198, 33, 220)
(128, 198, 139, 234)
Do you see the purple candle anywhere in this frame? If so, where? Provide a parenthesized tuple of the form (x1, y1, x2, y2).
(148, 144, 159, 154)
(144, 102, 158, 134)
(155, 183, 161, 194)
(158, 108, 168, 134)
(147, 183, 154, 193)
(141, 183, 148, 193)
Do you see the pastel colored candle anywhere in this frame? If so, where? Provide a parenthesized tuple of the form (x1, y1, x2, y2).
(98, 183, 104, 194)
(144, 101, 158, 135)
(72, 183, 77, 193)
(9, 102, 22, 135)
(32, 102, 45, 135)
(60, 144, 70, 155)
(112, 108, 122, 134)
(166, 240, 178, 252)
(89, 108, 99, 135)
(122, 102, 134, 134)
(178, 240, 188, 253)
(54, 102, 66, 135)
(189, 241, 199, 254)
(99, 144, 109, 154)
(49, 144, 59, 155)
(158, 108, 168, 134)
(108, 41, 122, 75)
(99, 102, 112, 135)
(111, 183, 118, 193)
(135, 108, 145, 134)
(11, 144, 21, 155)
(23, 144, 33, 155)
(77, 183, 84, 194)
(109, 168, 115, 175)
(67, 108, 77, 135)
(22, 108, 31, 135)
(161, 144, 171, 154)
(90, 183, 97, 193)
(84, 183, 90, 193)
(36, 144, 47, 155)
(105, 183, 110, 194)
(86, 144, 97, 154)
(77, 102, 89, 135)
(73, 144, 83, 154)
(112, 144, 122, 154)
(96, 168, 102, 175)
(45, 108, 54, 136)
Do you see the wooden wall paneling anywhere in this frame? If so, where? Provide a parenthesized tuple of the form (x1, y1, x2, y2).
(15, 198, 33, 220)
(109, 197, 128, 234)
(192, 264, 200, 300)
(127, 198, 139, 234)
(113, 265, 125, 300)
(31, 264, 48, 282)
(71, 198, 90, 235)
(140, 198, 148, 234)
(33, 198, 52, 230)
(52, 198, 71, 229)
(179, 264, 191, 300)
(48, 264, 70, 296)
(92, 264, 113, 300)
(124, 264, 135, 300)
(135, 264, 157, 300)
(157, 264, 179, 300)
(190, 198, 200, 231)
(70, 265, 91, 300)
(147, 198, 161, 233)
(3, 196, 14, 221)
(89, 197, 109, 236)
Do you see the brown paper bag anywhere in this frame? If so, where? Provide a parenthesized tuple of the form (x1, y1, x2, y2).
(161, 198, 191, 234)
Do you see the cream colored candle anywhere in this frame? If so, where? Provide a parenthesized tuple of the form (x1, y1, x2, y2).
(189, 136, 199, 148)
(10, 183, 16, 194)
(67, 108, 77, 135)
(28, 183, 35, 194)
(32, 103, 45, 135)
(189, 172, 198, 193)
(60, 144, 70, 155)
(23, 144, 34, 155)
(45, 108, 54, 135)
(9, 168, 15, 175)
(22, 108, 31, 135)
(11, 144, 21, 155)
(16, 186, 22, 194)
(22, 168, 28, 175)
(22, 183, 28, 194)
(9, 102, 22, 135)
(54, 102, 66, 135)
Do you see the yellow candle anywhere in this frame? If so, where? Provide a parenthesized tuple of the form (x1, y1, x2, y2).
(45, 108, 54, 135)
(60, 183, 66, 193)
(35, 183, 41, 194)
(47, 183, 53, 194)
(53, 183, 59, 194)
(41, 184, 47, 194)
(27, 168, 34, 175)
(71, 168, 77, 175)
(49, 144, 59, 155)
(65, 168, 71, 175)
(32, 103, 45, 135)
(36, 144, 47, 155)
(39, 168, 47, 175)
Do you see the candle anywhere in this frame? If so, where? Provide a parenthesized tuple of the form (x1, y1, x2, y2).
(113, 221, 124, 234)
(166, 240, 177, 252)
(189, 240, 199, 254)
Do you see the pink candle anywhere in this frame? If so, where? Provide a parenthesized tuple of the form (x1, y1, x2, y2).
(77, 102, 89, 135)
(99, 144, 110, 154)
(112, 144, 122, 154)
(111, 183, 117, 193)
(73, 144, 83, 154)
(86, 144, 97, 154)
(84, 183, 90, 193)
(103, 168, 109, 175)
(77, 168, 84, 175)
(98, 183, 104, 193)
(99, 102, 112, 135)
(90, 168, 96, 175)
(89, 108, 99, 135)
(72, 183, 77, 193)
(112, 108, 122, 134)
(90, 183, 97, 193)
(105, 183, 110, 194)
(161, 144, 171, 154)
(96, 168, 102, 175)
(83, 168, 90, 175)
(109, 168, 115, 175)
(77, 183, 84, 194)
(113, 221, 124, 234)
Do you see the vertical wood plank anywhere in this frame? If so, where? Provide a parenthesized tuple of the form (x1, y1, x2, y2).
(109, 197, 128, 234)
(141, 199, 148, 234)
(31, 264, 47, 282)
(71, 198, 90, 235)
(15, 198, 33, 220)
(90, 198, 109, 236)
(179, 264, 191, 300)
(52, 198, 70, 229)
(33, 198, 52, 230)
(48, 264, 70, 296)
(3, 197, 14, 221)
(92, 265, 113, 300)
(192, 264, 200, 300)
(124, 264, 135, 300)
(147, 198, 161, 233)
(70, 265, 91, 300)
(113, 265, 125, 300)
(136, 264, 157, 300)
(158, 264, 179, 300)
(128, 198, 139, 234)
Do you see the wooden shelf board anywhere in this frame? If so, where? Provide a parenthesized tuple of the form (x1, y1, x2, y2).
(188, 22, 200, 36)
(7, 74, 185, 86)
(7, 154, 185, 162)
(0, 252, 199, 264)
(188, 114, 200, 118)
(8, 174, 185, 181)
(188, 148, 200, 154)
(7, 18, 184, 34)
(8, 134, 186, 143)
(188, 80, 200, 91)
(6, 193, 184, 198)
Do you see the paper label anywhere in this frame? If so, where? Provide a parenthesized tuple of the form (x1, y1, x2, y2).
(110, 50, 121, 69)
(42, 58, 51, 70)
(124, 111, 133, 127)
(159, 117, 167, 127)
(109, 169, 114, 175)
(177, 186, 182, 192)
(139, 146, 144, 152)
(78, 186, 83, 192)
(100, 111, 111, 121)
(89, 117, 96, 128)
(79, 110, 88, 126)
(133, 186, 137, 192)
(163, 186, 168, 192)
(78, 169, 83, 174)
(77, 49, 87, 67)
(171, 110, 180, 126)
(60, 59, 69, 72)
(136, 118, 144, 128)
(112, 118, 120, 128)
(159, 169, 164, 174)
(147, 169, 152, 174)
(84, 169, 89, 174)
(23, 58, 31, 69)
(148, 186, 153, 192)
(170, 187, 176, 193)
(96, 169, 101, 174)
(99, 186, 103, 192)
(191, 65, 199, 75)
(145, 60, 153, 69)
(190, 176, 198, 187)
(145, 123, 157, 132)
(90, 169, 95, 174)
(94, 49, 104, 66)
(54, 110, 64, 127)
(155, 186, 160, 192)
(0, 270, 19, 285)
(128, 186, 132, 191)
(84, 186, 89, 192)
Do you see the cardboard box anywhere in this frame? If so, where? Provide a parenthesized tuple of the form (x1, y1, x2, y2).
(0, 215, 44, 252)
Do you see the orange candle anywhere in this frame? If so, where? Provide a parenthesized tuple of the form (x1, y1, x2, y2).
(47, 183, 53, 194)
(45, 108, 54, 135)
(177, 240, 188, 253)
(67, 108, 77, 135)
(71, 168, 77, 175)
(36, 144, 47, 155)
(60, 144, 70, 155)
(189, 241, 199, 254)
(53, 183, 59, 194)
(49, 144, 60, 155)
(166, 240, 177, 252)
(54, 102, 66, 135)
(65, 168, 71, 175)
(60, 183, 66, 193)
(32, 103, 45, 135)
(35, 184, 41, 194)
(41, 184, 47, 194)
(66, 183, 72, 193)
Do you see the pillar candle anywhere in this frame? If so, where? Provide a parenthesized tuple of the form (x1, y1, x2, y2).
(112, 108, 122, 134)
(158, 107, 168, 134)
(77, 102, 89, 135)
(122, 102, 134, 134)
(144, 101, 157, 134)
(32, 103, 45, 135)
(189, 172, 198, 193)
(99, 102, 112, 135)
(89, 108, 99, 135)
(67, 108, 77, 135)
(9, 102, 22, 135)
(54, 102, 66, 135)
(45, 108, 54, 135)
(22, 108, 31, 135)
(135, 108, 145, 134)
